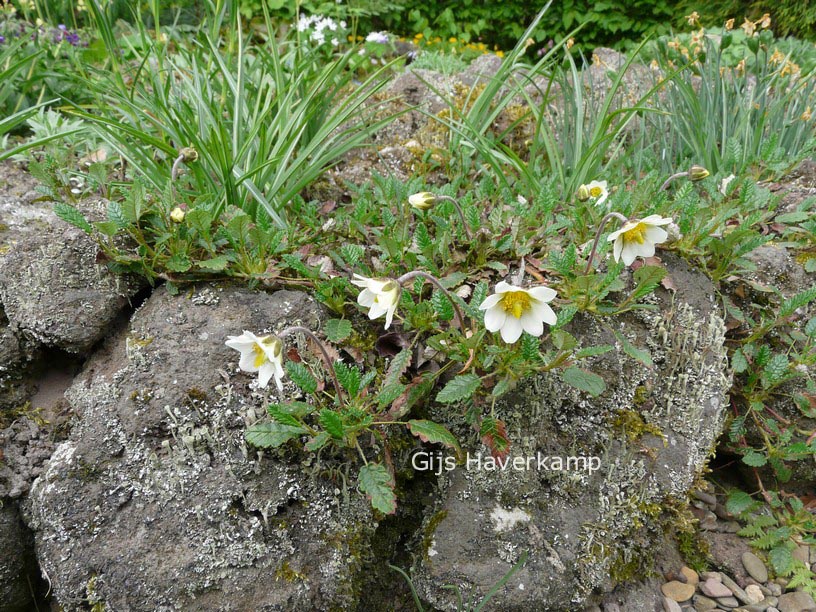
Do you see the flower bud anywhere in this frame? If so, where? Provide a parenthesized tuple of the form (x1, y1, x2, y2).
(170, 207, 186, 223)
(688, 165, 709, 181)
(180, 147, 199, 163)
(408, 192, 436, 211)
(576, 184, 591, 201)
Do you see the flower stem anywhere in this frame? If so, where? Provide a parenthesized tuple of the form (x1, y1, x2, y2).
(396, 270, 467, 332)
(584, 212, 628, 275)
(279, 326, 344, 402)
(659, 171, 689, 192)
(436, 195, 473, 240)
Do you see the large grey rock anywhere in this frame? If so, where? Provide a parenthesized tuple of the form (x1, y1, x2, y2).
(0, 501, 38, 612)
(0, 307, 38, 411)
(0, 196, 144, 353)
(411, 254, 730, 610)
(25, 285, 375, 611)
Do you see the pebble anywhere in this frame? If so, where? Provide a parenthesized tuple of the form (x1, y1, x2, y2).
(702, 571, 723, 582)
(742, 552, 770, 583)
(693, 594, 718, 611)
(662, 580, 696, 603)
(721, 573, 751, 604)
(776, 591, 816, 612)
(745, 585, 765, 604)
(717, 595, 740, 609)
(768, 584, 783, 597)
(662, 597, 682, 612)
(742, 601, 774, 612)
(700, 578, 734, 598)
(681, 565, 700, 586)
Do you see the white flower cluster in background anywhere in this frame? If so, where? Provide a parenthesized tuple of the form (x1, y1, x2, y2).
(296, 14, 346, 46)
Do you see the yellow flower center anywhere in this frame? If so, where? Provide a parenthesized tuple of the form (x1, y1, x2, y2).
(253, 336, 281, 368)
(589, 186, 603, 197)
(501, 291, 532, 319)
(622, 222, 648, 245)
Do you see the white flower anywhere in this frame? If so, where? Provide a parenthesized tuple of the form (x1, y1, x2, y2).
(607, 214, 673, 266)
(585, 180, 609, 206)
(351, 274, 401, 328)
(719, 174, 736, 195)
(225, 331, 285, 391)
(479, 281, 557, 343)
(366, 31, 390, 44)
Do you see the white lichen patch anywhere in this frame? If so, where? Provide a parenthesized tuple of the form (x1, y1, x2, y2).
(489, 506, 531, 532)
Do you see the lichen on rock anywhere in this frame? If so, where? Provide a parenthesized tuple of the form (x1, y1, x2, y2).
(410, 255, 731, 611)
(24, 285, 375, 611)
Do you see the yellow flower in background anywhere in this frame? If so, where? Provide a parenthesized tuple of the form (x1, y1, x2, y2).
(801, 107, 812, 121)
(686, 11, 700, 26)
(225, 331, 286, 390)
(479, 281, 557, 343)
(769, 49, 785, 65)
(351, 274, 401, 329)
(584, 180, 609, 207)
(741, 18, 756, 37)
(170, 207, 185, 223)
(758, 13, 771, 29)
(607, 214, 673, 266)
(725, 18, 735, 30)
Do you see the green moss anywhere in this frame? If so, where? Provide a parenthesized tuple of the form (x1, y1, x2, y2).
(275, 561, 306, 583)
(185, 387, 208, 403)
(611, 409, 666, 444)
(422, 509, 448, 562)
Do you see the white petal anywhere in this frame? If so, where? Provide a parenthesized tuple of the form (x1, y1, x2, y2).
(633, 241, 656, 259)
(368, 302, 387, 320)
(519, 311, 544, 337)
(495, 281, 514, 293)
(644, 226, 668, 244)
(384, 305, 397, 329)
(479, 293, 502, 310)
(530, 300, 558, 326)
(528, 286, 556, 302)
(539, 303, 558, 326)
(613, 237, 623, 262)
(350, 273, 370, 288)
(500, 317, 523, 343)
(607, 226, 626, 241)
(483, 306, 507, 332)
(621, 243, 637, 266)
(257, 363, 274, 388)
(357, 289, 375, 307)
(238, 349, 260, 373)
(641, 214, 672, 226)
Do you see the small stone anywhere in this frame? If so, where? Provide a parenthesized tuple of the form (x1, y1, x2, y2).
(716, 595, 740, 609)
(662, 596, 683, 612)
(721, 573, 751, 604)
(662, 580, 696, 603)
(604, 604, 621, 612)
(768, 584, 783, 597)
(744, 585, 764, 605)
(777, 591, 816, 612)
(742, 602, 773, 612)
(768, 607, 780, 612)
(702, 571, 723, 582)
(701, 578, 734, 598)
(742, 552, 769, 583)
(693, 594, 719, 611)
(681, 566, 700, 586)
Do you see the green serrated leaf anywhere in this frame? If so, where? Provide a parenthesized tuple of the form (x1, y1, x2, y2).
(245, 422, 305, 448)
(107, 200, 130, 228)
(377, 383, 406, 409)
(742, 449, 768, 467)
(197, 255, 230, 271)
(94, 220, 119, 237)
(358, 463, 396, 514)
(305, 431, 331, 452)
(54, 203, 93, 234)
(325, 319, 353, 343)
(339, 243, 364, 267)
(431, 290, 454, 321)
(779, 287, 816, 319)
(732, 349, 749, 374)
(286, 361, 317, 394)
(614, 331, 653, 367)
(166, 253, 192, 273)
(407, 420, 461, 453)
(436, 373, 481, 404)
(769, 545, 794, 575)
(725, 490, 755, 515)
(479, 416, 510, 458)
(319, 409, 344, 439)
(574, 344, 615, 359)
(334, 361, 362, 397)
(267, 404, 303, 428)
(561, 367, 606, 397)
(628, 265, 667, 303)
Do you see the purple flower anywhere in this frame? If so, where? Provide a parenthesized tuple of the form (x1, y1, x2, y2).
(0, 35, 5, 44)
(58, 24, 67, 31)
